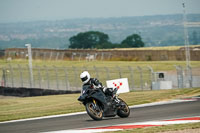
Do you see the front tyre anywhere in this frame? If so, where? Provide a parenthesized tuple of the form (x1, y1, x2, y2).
(117, 98, 130, 118)
(86, 101, 103, 120)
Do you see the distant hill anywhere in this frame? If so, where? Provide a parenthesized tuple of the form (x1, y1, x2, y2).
(0, 14, 200, 49)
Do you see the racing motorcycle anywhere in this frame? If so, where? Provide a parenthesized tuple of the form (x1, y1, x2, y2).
(78, 85, 130, 120)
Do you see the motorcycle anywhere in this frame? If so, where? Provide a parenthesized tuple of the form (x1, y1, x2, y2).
(78, 84, 130, 120)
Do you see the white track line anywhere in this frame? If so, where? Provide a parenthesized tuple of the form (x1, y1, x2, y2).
(0, 112, 86, 124)
(43, 129, 123, 133)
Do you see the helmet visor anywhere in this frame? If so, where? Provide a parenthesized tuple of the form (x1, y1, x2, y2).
(81, 76, 88, 82)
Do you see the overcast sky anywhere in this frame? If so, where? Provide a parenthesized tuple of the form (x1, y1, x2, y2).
(0, 0, 200, 23)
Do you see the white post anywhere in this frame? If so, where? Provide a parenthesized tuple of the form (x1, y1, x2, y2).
(182, 3, 192, 88)
(182, 2, 191, 68)
(25, 44, 33, 88)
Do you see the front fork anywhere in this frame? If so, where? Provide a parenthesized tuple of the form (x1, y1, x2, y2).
(93, 99, 96, 105)
(92, 99, 101, 113)
(92, 99, 97, 109)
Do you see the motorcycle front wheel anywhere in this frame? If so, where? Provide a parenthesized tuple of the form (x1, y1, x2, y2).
(86, 101, 103, 120)
(117, 98, 130, 118)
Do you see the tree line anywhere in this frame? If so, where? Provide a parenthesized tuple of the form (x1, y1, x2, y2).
(69, 31, 145, 49)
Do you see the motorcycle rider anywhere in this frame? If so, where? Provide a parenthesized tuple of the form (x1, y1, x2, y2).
(80, 71, 114, 96)
(80, 71, 117, 113)
(79, 71, 130, 119)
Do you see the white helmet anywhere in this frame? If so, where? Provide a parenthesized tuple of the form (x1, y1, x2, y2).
(80, 71, 90, 84)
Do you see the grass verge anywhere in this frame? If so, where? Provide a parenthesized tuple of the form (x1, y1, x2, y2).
(0, 88, 200, 122)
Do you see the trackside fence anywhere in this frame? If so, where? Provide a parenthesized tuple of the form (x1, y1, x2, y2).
(1, 65, 200, 91)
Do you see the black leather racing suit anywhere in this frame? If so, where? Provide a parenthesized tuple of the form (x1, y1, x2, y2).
(82, 78, 114, 112)
(83, 78, 113, 95)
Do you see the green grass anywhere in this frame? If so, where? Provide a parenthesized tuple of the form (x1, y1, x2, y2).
(1, 60, 199, 89)
(106, 122, 200, 133)
(1, 59, 200, 71)
(1, 60, 200, 81)
(0, 88, 200, 122)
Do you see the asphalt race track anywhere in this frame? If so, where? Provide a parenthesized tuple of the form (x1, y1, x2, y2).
(0, 98, 200, 133)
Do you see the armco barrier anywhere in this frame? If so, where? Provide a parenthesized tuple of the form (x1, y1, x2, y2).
(0, 87, 80, 97)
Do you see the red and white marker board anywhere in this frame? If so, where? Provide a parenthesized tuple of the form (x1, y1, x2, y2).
(106, 78, 130, 94)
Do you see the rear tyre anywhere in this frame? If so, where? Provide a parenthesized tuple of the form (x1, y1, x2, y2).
(117, 98, 130, 118)
(86, 101, 103, 120)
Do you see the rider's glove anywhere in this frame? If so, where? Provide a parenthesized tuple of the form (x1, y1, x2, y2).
(93, 84, 103, 90)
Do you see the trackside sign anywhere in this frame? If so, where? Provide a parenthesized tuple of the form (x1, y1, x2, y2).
(106, 78, 130, 94)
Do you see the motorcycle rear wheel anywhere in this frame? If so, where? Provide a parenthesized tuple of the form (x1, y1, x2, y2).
(117, 98, 130, 118)
(86, 101, 103, 120)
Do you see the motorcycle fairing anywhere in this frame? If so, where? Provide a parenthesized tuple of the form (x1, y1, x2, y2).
(89, 90, 116, 117)
(88, 89, 109, 111)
